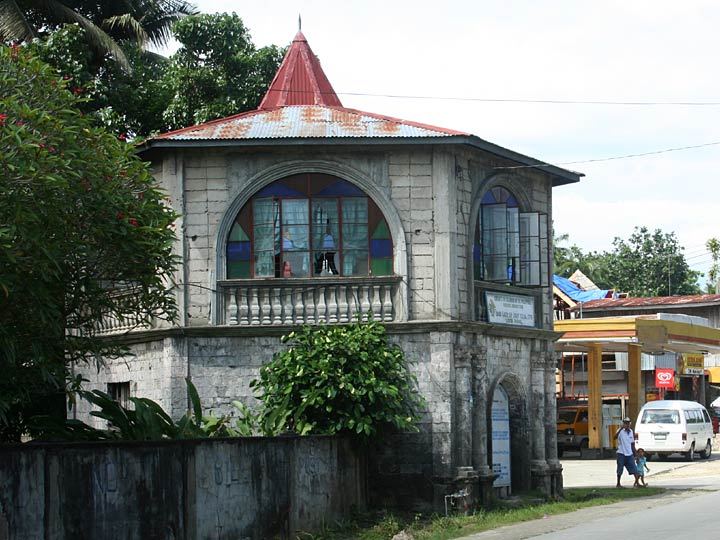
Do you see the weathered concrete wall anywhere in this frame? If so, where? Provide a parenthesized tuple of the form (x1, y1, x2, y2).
(77, 322, 560, 511)
(0, 436, 365, 540)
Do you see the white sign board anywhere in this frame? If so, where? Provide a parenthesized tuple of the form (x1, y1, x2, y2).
(491, 385, 511, 488)
(485, 291, 536, 327)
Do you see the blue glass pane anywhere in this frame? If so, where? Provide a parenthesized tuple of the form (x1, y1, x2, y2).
(473, 244, 481, 262)
(316, 179, 365, 196)
(227, 241, 251, 261)
(482, 187, 518, 207)
(481, 191, 497, 204)
(255, 181, 305, 198)
(370, 239, 392, 258)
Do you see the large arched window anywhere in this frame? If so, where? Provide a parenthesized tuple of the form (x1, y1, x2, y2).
(473, 186, 548, 286)
(226, 173, 393, 279)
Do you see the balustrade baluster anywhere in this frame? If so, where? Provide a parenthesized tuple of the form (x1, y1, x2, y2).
(282, 288, 294, 324)
(316, 285, 327, 323)
(338, 285, 349, 323)
(381, 284, 393, 321)
(305, 288, 316, 324)
(272, 288, 283, 324)
(327, 286, 338, 323)
(250, 288, 260, 325)
(238, 289, 249, 325)
(294, 288, 305, 324)
(371, 285, 382, 320)
(260, 288, 272, 324)
(359, 285, 370, 321)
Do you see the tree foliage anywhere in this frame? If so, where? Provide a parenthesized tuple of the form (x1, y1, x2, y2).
(0, 44, 178, 439)
(162, 12, 285, 130)
(250, 319, 425, 438)
(707, 238, 720, 294)
(604, 227, 700, 296)
(0, 0, 195, 69)
(22, 13, 284, 138)
(30, 378, 255, 441)
(26, 25, 173, 138)
(554, 227, 701, 296)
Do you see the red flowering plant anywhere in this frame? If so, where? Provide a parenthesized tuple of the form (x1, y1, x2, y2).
(0, 45, 179, 439)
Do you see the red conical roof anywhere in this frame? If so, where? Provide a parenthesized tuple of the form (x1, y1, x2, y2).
(258, 31, 342, 109)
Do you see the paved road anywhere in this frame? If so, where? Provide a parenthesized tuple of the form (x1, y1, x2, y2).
(458, 451, 720, 540)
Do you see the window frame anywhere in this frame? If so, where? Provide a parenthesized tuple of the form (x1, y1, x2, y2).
(226, 173, 393, 279)
(474, 187, 549, 287)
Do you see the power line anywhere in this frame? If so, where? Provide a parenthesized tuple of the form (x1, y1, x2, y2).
(337, 91, 720, 107)
(495, 140, 720, 169)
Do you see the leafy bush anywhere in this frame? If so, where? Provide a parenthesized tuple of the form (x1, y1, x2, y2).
(251, 318, 424, 437)
(30, 379, 252, 441)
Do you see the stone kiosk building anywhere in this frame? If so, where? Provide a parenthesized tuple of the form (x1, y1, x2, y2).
(79, 32, 582, 509)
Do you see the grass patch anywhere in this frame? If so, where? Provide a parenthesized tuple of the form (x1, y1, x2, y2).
(295, 487, 664, 540)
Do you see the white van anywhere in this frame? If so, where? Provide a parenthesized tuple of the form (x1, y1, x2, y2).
(634, 400, 713, 461)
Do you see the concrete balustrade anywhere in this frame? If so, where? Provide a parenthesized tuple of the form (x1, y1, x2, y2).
(219, 276, 401, 326)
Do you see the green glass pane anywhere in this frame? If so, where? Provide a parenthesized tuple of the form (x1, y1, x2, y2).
(229, 222, 249, 242)
(371, 219, 390, 239)
(371, 258, 393, 276)
(227, 261, 251, 279)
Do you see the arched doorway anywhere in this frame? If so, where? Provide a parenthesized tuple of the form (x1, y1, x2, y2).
(488, 372, 531, 494)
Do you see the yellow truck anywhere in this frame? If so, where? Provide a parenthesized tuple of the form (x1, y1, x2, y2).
(557, 405, 589, 457)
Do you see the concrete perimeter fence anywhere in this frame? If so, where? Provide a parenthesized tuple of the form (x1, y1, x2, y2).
(0, 435, 366, 540)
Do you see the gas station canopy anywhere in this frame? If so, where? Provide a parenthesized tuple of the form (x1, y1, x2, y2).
(554, 314, 720, 355)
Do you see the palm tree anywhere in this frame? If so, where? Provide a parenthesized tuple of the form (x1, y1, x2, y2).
(0, 0, 195, 67)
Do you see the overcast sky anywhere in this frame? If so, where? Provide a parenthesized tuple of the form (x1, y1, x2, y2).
(189, 0, 718, 286)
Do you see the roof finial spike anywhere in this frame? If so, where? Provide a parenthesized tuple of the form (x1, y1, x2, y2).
(298, 14, 302, 32)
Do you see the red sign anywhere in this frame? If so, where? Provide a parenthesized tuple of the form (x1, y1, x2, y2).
(656, 368, 675, 388)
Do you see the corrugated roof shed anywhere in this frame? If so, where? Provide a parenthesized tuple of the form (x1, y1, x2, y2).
(572, 294, 720, 311)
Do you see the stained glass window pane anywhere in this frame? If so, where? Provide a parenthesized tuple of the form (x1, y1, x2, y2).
(228, 261, 251, 279)
(371, 258, 392, 276)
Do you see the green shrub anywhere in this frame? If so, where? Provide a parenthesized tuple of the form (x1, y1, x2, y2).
(251, 317, 425, 437)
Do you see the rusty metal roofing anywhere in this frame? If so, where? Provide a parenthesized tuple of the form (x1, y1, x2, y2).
(143, 31, 583, 186)
(152, 105, 468, 141)
(571, 294, 720, 311)
(259, 31, 342, 109)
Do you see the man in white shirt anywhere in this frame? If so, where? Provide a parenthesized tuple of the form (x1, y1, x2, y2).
(614, 417, 640, 487)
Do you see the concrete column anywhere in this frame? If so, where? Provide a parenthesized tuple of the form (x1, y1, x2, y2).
(454, 347, 473, 469)
(470, 346, 496, 505)
(587, 343, 603, 449)
(544, 350, 563, 498)
(627, 344, 643, 424)
(429, 332, 454, 507)
(530, 344, 549, 494)
(432, 150, 458, 319)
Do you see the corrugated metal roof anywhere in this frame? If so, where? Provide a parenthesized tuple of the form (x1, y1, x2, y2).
(574, 294, 720, 311)
(142, 31, 583, 186)
(153, 105, 468, 141)
(259, 31, 342, 109)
